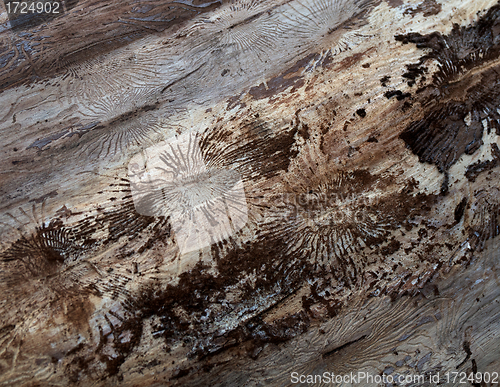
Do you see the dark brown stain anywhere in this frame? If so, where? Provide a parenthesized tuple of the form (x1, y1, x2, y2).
(401, 107, 484, 173)
(456, 340, 472, 369)
(454, 197, 467, 224)
(471, 359, 481, 387)
(465, 143, 500, 182)
(0, 324, 15, 339)
(199, 118, 300, 180)
(380, 75, 391, 87)
(130, 235, 313, 363)
(396, 3, 500, 190)
(380, 238, 402, 256)
(335, 50, 370, 72)
(384, 90, 411, 100)
(403, 0, 442, 17)
(249, 53, 320, 100)
(65, 305, 143, 381)
(104, 102, 160, 126)
(356, 108, 367, 118)
(400, 63, 427, 87)
(94, 311, 143, 378)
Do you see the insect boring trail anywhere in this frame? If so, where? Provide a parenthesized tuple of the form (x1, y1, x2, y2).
(279, 0, 375, 58)
(397, 4, 500, 192)
(76, 115, 165, 160)
(129, 131, 248, 255)
(187, 0, 376, 67)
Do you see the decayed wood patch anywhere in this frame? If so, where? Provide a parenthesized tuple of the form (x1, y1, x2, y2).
(0, 0, 499, 385)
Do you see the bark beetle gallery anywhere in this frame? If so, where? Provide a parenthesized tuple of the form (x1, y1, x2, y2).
(0, 0, 499, 386)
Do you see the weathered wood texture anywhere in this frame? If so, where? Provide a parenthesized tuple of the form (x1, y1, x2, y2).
(0, 0, 499, 385)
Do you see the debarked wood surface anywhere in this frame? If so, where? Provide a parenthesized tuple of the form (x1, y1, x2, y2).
(0, 0, 499, 385)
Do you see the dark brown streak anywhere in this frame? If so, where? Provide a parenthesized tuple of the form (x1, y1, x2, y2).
(465, 143, 500, 182)
(161, 63, 206, 94)
(396, 3, 500, 191)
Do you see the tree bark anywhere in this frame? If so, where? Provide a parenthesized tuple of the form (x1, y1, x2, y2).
(0, 0, 499, 385)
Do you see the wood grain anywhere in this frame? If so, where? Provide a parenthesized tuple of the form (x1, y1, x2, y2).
(0, 0, 499, 385)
